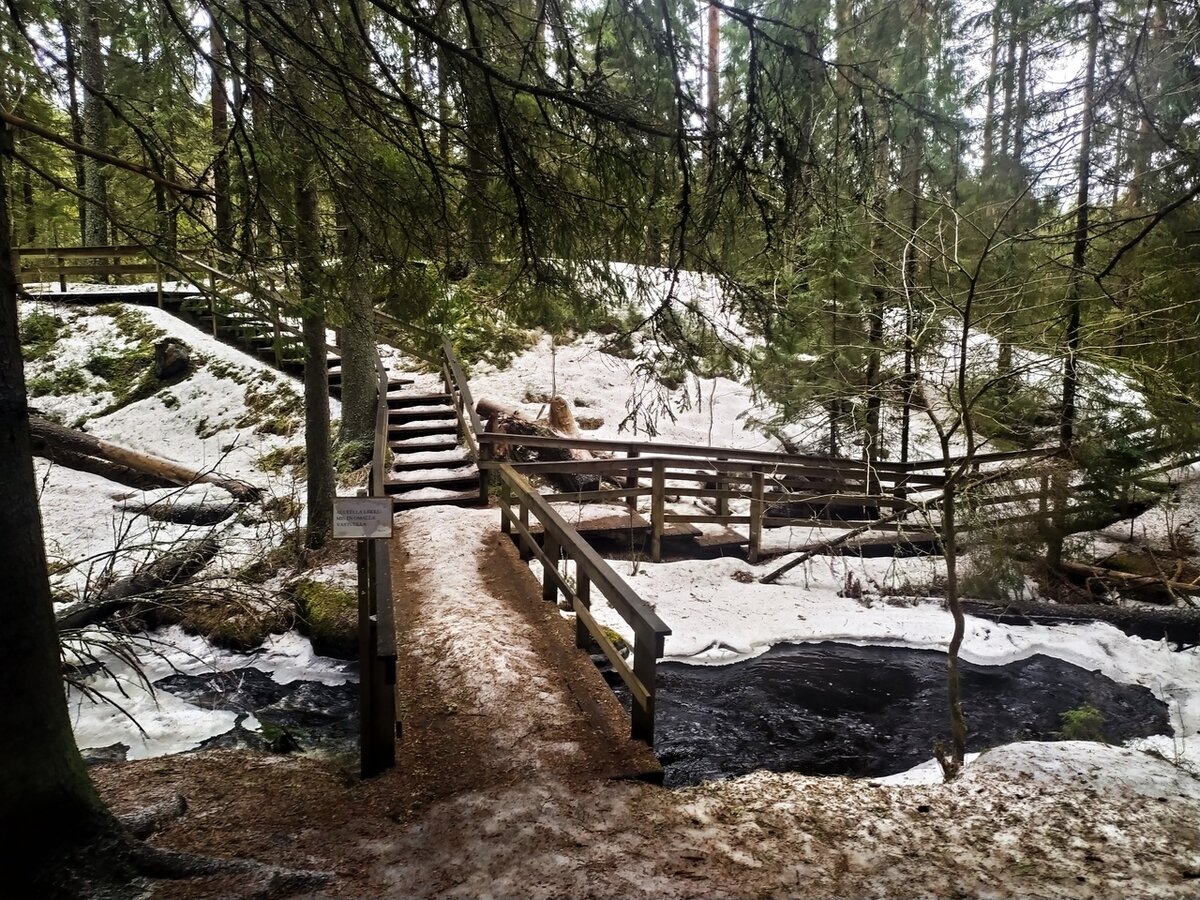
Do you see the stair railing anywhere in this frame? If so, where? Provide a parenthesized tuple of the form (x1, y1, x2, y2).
(438, 339, 490, 503)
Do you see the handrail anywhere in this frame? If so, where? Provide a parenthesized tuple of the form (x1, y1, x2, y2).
(438, 339, 490, 503)
(357, 347, 397, 776)
(497, 462, 670, 745)
(441, 339, 486, 436)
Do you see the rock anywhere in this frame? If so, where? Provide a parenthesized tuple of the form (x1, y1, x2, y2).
(154, 340, 191, 379)
(290, 579, 358, 659)
(81, 742, 129, 766)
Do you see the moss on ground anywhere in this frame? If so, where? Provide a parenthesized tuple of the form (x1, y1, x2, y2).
(19, 308, 68, 360)
(237, 372, 301, 436)
(259, 445, 307, 476)
(162, 591, 292, 652)
(290, 579, 358, 659)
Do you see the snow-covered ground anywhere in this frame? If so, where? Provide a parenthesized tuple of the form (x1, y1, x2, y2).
(21, 298, 355, 758)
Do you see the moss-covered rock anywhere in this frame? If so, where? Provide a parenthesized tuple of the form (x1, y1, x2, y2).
(290, 579, 358, 659)
(162, 590, 292, 651)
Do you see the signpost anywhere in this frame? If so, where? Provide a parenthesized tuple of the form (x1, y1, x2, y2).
(333, 491, 396, 777)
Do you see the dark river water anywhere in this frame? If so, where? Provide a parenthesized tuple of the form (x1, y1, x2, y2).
(155, 667, 358, 755)
(610, 641, 1171, 787)
(110, 642, 1169, 789)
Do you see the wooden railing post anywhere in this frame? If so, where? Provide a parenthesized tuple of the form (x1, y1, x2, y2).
(651, 459, 665, 563)
(57, 254, 66, 293)
(574, 573, 591, 650)
(630, 629, 660, 745)
(155, 262, 163, 308)
(625, 449, 640, 512)
(518, 501, 532, 560)
(715, 456, 728, 516)
(749, 469, 765, 563)
(499, 476, 511, 534)
(542, 532, 560, 604)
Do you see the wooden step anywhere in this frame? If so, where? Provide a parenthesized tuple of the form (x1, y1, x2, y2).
(390, 448, 470, 470)
(387, 392, 451, 409)
(386, 485, 485, 510)
(389, 437, 461, 454)
(389, 406, 455, 423)
(388, 420, 458, 439)
(389, 469, 480, 489)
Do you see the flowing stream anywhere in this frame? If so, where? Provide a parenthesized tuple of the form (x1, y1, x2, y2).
(610, 641, 1171, 787)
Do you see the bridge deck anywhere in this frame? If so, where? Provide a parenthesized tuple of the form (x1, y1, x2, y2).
(389, 505, 661, 803)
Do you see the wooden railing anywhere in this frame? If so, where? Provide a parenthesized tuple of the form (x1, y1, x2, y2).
(357, 351, 398, 777)
(437, 339, 490, 504)
(497, 463, 671, 745)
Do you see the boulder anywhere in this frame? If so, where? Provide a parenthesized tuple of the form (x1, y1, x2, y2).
(154, 340, 191, 379)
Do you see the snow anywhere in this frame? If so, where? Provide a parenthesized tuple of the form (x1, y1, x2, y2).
(64, 626, 353, 759)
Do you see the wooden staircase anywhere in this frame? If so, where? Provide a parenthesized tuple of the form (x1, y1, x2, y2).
(166, 284, 487, 511)
(383, 390, 486, 509)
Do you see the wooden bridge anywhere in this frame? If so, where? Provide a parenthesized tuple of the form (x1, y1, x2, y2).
(16, 244, 1070, 777)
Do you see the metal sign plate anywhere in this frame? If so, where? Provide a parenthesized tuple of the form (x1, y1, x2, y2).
(332, 497, 394, 540)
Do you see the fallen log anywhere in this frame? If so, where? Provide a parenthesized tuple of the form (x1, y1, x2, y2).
(961, 598, 1200, 648)
(30, 417, 261, 501)
(56, 536, 221, 631)
(477, 397, 600, 493)
(120, 501, 239, 526)
(1057, 557, 1200, 604)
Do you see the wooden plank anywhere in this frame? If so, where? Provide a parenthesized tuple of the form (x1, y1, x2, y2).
(573, 598, 650, 709)
(20, 263, 161, 278)
(542, 487, 653, 503)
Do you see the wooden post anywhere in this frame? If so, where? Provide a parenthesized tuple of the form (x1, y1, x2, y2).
(356, 536, 375, 777)
(651, 458, 665, 563)
(271, 296, 282, 367)
(542, 532, 559, 604)
(366, 538, 395, 774)
(518, 502, 532, 561)
(749, 469, 765, 563)
(625, 449, 640, 512)
(499, 476, 511, 534)
(630, 629, 659, 745)
(477, 442, 491, 504)
(57, 254, 66, 293)
(715, 456, 728, 516)
(207, 270, 219, 337)
(574, 573, 591, 650)
(155, 261, 163, 308)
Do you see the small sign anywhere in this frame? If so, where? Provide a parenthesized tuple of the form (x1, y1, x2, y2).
(333, 497, 394, 540)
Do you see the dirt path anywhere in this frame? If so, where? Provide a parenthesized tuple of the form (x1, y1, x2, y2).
(390, 504, 660, 806)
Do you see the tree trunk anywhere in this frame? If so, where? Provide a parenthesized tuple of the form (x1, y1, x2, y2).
(211, 12, 233, 252)
(706, 2, 719, 140)
(29, 416, 261, 500)
(981, 0, 1001, 173)
(0, 122, 115, 887)
(295, 160, 333, 550)
(58, 3, 88, 242)
(79, 0, 109, 249)
(334, 203, 377, 458)
(1049, 0, 1100, 571)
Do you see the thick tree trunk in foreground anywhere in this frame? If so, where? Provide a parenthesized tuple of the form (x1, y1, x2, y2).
(0, 127, 115, 887)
